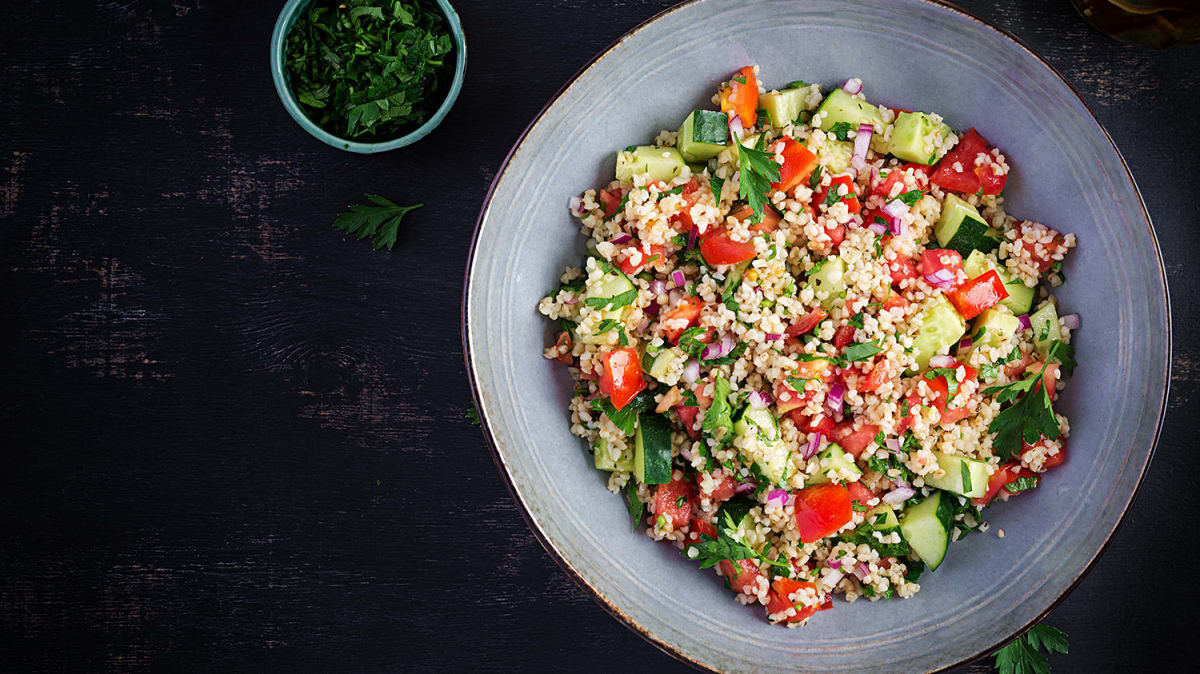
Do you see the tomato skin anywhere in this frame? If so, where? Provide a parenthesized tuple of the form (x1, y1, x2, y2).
(653, 479, 695, 529)
(685, 517, 718, 545)
(1014, 221, 1067, 274)
(926, 362, 978, 427)
(701, 471, 737, 501)
(770, 137, 819, 195)
(598, 188, 625, 218)
(846, 481, 876, 510)
(553, 331, 573, 364)
(766, 579, 830, 623)
(946, 269, 1009, 320)
(786, 409, 836, 435)
(1021, 439, 1067, 469)
(973, 462, 1039, 506)
(833, 325, 856, 349)
(931, 128, 990, 194)
(887, 255, 920, 287)
(719, 66, 759, 127)
(675, 405, 701, 440)
(719, 558, 764, 595)
(699, 228, 757, 266)
(920, 248, 964, 285)
(598, 346, 646, 410)
(979, 163, 1007, 195)
(617, 243, 665, 275)
(812, 175, 861, 214)
(830, 421, 881, 458)
(857, 357, 892, 392)
(786, 308, 828, 337)
(825, 224, 846, 249)
(881, 293, 910, 314)
(661, 296, 704, 343)
(793, 483, 854, 543)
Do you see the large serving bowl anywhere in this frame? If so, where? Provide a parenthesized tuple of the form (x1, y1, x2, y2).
(463, 0, 1170, 670)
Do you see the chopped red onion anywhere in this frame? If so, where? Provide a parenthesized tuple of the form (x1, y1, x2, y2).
(668, 288, 685, 306)
(648, 279, 667, 295)
(702, 333, 735, 360)
(929, 354, 957, 369)
(764, 332, 783, 341)
(766, 489, 788, 508)
(671, 270, 686, 287)
(644, 301, 660, 316)
(882, 485, 916, 506)
(958, 337, 973, 350)
(853, 123, 873, 163)
(1062, 313, 1080, 330)
(885, 438, 901, 453)
(804, 432, 824, 459)
(889, 215, 904, 237)
(826, 558, 843, 569)
(852, 562, 870, 581)
(681, 446, 695, 462)
(841, 77, 863, 95)
(563, 295, 579, 306)
(748, 391, 770, 410)
(681, 359, 700, 385)
(729, 114, 745, 142)
(569, 195, 585, 214)
(734, 480, 757, 495)
(1017, 313, 1032, 330)
(636, 318, 651, 335)
(610, 232, 632, 244)
(826, 382, 845, 413)
(925, 268, 955, 291)
(881, 199, 909, 219)
(867, 221, 887, 236)
(687, 225, 699, 250)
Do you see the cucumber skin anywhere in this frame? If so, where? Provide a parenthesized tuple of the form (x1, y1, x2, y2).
(899, 491, 955, 570)
(634, 412, 673, 485)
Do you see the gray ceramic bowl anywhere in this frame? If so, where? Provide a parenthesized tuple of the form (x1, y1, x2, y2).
(463, 0, 1170, 670)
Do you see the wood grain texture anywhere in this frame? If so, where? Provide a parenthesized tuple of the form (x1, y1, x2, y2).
(0, 0, 1196, 671)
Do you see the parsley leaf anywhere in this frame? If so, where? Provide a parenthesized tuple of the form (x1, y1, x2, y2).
(843, 340, 882, 363)
(829, 121, 854, 140)
(1050, 340, 1077, 377)
(809, 165, 824, 191)
(624, 481, 645, 528)
(985, 344, 1067, 460)
(737, 141, 782, 223)
(588, 393, 652, 436)
(332, 195, 423, 250)
(466, 407, 480, 425)
(710, 175, 725, 202)
(994, 624, 1068, 674)
(895, 189, 924, 207)
(923, 367, 960, 399)
(1005, 476, 1039, 494)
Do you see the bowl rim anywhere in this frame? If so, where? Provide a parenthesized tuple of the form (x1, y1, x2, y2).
(460, 0, 1171, 669)
(269, 0, 467, 154)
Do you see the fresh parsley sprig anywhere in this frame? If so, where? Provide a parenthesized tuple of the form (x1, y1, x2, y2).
(333, 194, 423, 250)
(736, 137, 782, 223)
(983, 342, 1069, 460)
(690, 511, 791, 572)
(994, 624, 1069, 674)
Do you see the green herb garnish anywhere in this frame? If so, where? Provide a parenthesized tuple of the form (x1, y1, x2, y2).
(993, 623, 1068, 674)
(737, 141, 782, 223)
(333, 194, 423, 250)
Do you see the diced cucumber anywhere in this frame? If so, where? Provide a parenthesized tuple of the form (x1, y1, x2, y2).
(633, 411, 673, 485)
(899, 490, 954, 570)
(761, 87, 808, 128)
(908, 295, 967, 371)
(720, 497, 757, 538)
(935, 194, 1001, 257)
(677, 110, 729, 162)
(963, 250, 1034, 315)
(922, 452, 990, 498)
(969, 306, 1019, 357)
(1029, 302, 1061, 357)
(644, 346, 686, 383)
(589, 268, 635, 299)
(593, 437, 633, 472)
(807, 256, 847, 309)
(805, 443, 863, 485)
(721, 259, 752, 299)
(814, 88, 885, 133)
(888, 111, 952, 165)
(579, 267, 637, 344)
(821, 140, 855, 174)
(616, 145, 687, 183)
(733, 408, 791, 487)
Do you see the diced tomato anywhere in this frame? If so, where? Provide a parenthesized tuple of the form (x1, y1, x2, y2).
(766, 578, 830, 623)
(770, 137, 819, 195)
(786, 409, 836, 435)
(973, 462, 1039, 506)
(598, 188, 625, 218)
(653, 479, 695, 529)
(833, 325, 856, 349)
(730, 204, 782, 233)
(701, 471, 737, 501)
(553, 331, 573, 365)
(825, 224, 845, 248)
(1023, 362, 1060, 401)
(617, 243, 665, 275)
(830, 421, 881, 458)
(881, 293, 910, 314)
(675, 405, 701, 440)
(930, 128, 1008, 195)
(946, 269, 1008, 320)
(786, 308, 828, 337)
(812, 175, 861, 214)
(793, 483, 853, 543)
(598, 346, 646, 410)
(1004, 348, 1033, 379)
(719, 66, 759, 127)
(719, 558, 764, 595)
(699, 228, 757, 266)
(774, 375, 820, 415)
(692, 380, 714, 410)
(870, 167, 906, 199)
(857, 357, 892, 392)
(904, 162, 932, 187)
(685, 517, 718, 545)
(1014, 221, 1067, 274)
(887, 255, 920, 287)
(661, 296, 704, 343)
(926, 362, 978, 427)
(920, 248, 964, 286)
(846, 481, 876, 511)
(896, 390, 922, 434)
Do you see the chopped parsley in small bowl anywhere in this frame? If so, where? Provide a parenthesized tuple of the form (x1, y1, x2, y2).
(270, 0, 466, 153)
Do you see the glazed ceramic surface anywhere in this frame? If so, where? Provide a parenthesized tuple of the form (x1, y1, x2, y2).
(463, 1, 1169, 670)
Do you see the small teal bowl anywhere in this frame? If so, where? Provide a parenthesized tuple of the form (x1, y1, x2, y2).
(269, 0, 466, 153)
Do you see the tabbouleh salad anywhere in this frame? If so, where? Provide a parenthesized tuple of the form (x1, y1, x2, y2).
(537, 66, 1078, 626)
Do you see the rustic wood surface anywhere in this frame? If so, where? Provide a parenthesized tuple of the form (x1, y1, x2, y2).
(1, 0, 1196, 671)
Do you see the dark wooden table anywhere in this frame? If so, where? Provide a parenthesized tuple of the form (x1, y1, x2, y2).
(2, 1, 1196, 671)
